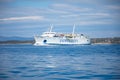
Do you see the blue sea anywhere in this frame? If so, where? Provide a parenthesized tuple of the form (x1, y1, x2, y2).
(0, 44, 120, 80)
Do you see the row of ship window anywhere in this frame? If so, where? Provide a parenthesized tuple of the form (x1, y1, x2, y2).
(60, 39, 78, 42)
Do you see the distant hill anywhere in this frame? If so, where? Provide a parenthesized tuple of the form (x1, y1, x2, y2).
(0, 36, 33, 41)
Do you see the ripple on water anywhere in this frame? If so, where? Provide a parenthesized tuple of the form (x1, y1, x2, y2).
(8, 70, 21, 74)
(21, 74, 38, 77)
(15, 66, 29, 70)
(48, 78, 70, 80)
(91, 74, 120, 80)
(0, 73, 9, 79)
(0, 44, 120, 80)
(69, 74, 120, 80)
(27, 69, 38, 72)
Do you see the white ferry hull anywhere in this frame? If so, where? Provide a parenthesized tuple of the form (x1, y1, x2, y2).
(34, 36, 90, 45)
(34, 25, 91, 46)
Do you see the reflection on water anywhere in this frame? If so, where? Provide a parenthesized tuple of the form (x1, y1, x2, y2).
(0, 44, 120, 80)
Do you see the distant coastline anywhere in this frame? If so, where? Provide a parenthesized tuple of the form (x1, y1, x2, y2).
(91, 37, 120, 44)
(0, 40, 34, 45)
(0, 37, 120, 44)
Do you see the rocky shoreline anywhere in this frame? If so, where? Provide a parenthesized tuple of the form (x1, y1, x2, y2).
(0, 37, 120, 44)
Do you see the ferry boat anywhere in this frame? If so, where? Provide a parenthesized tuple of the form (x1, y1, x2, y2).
(34, 25, 90, 45)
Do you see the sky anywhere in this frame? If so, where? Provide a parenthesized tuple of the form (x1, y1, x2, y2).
(0, 0, 120, 38)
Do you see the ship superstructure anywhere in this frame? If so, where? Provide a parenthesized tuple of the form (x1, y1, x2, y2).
(34, 25, 90, 45)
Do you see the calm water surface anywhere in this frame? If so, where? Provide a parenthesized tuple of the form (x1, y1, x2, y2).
(0, 44, 120, 80)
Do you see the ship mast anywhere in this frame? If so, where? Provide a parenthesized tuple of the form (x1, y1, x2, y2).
(72, 24, 75, 36)
(49, 24, 53, 32)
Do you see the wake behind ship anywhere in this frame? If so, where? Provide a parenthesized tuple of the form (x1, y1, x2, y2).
(34, 25, 90, 45)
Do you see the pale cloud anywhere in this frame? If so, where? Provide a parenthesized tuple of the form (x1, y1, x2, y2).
(0, 16, 44, 21)
(61, 14, 79, 18)
(51, 3, 91, 12)
(105, 5, 120, 10)
(78, 20, 112, 25)
(61, 13, 110, 18)
(0, 0, 13, 2)
(47, 8, 69, 14)
(82, 13, 110, 16)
